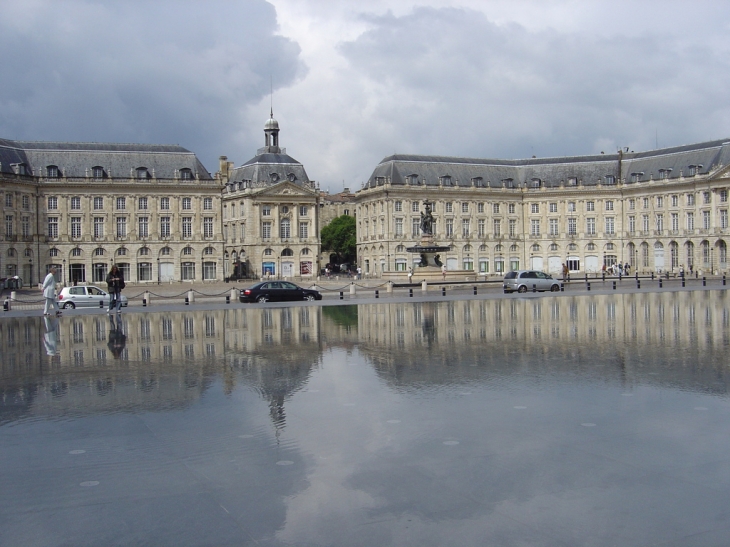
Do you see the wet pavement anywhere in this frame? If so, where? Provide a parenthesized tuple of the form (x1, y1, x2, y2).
(1, 290, 730, 546)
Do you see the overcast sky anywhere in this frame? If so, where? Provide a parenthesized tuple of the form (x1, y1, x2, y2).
(2, 0, 730, 191)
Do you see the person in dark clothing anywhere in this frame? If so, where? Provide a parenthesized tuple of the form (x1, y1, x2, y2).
(106, 265, 125, 314)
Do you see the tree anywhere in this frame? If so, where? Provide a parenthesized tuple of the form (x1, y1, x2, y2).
(320, 215, 356, 264)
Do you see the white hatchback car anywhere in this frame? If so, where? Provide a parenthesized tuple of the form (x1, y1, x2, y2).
(57, 285, 129, 309)
(503, 270, 560, 293)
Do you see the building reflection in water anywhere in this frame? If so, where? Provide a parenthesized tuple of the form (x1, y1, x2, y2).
(0, 291, 729, 426)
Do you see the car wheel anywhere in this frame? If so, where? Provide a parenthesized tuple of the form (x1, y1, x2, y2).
(550, 284, 560, 292)
(305, 294, 316, 301)
(63, 302, 75, 309)
(257, 295, 269, 303)
(517, 285, 528, 293)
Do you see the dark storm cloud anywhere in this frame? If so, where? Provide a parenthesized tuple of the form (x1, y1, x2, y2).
(338, 6, 730, 165)
(0, 0, 306, 173)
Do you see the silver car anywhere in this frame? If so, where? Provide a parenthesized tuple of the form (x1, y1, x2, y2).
(57, 285, 129, 309)
(503, 270, 560, 293)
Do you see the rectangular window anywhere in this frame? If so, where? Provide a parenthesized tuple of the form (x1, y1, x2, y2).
(181, 262, 195, 281)
(493, 204, 500, 214)
(642, 214, 649, 232)
(21, 216, 29, 237)
(720, 190, 728, 203)
(116, 217, 127, 238)
(299, 222, 308, 239)
(94, 217, 104, 238)
(493, 219, 501, 236)
(71, 217, 81, 238)
(47, 196, 58, 210)
(203, 197, 212, 210)
(462, 219, 470, 237)
(139, 216, 149, 238)
(395, 218, 403, 236)
(656, 197, 663, 208)
(478, 219, 485, 237)
(629, 199, 635, 210)
(671, 195, 678, 207)
(643, 198, 649, 209)
(671, 213, 679, 231)
(299, 205, 308, 216)
(567, 202, 576, 212)
(280, 219, 291, 239)
(531, 203, 539, 214)
(461, 202, 469, 213)
(5, 215, 13, 237)
(203, 262, 216, 281)
(656, 214, 663, 232)
(703, 192, 711, 205)
(509, 219, 517, 237)
(160, 217, 170, 238)
(116, 197, 126, 210)
(478, 203, 484, 213)
(445, 219, 454, 237)
(204, 217, 213, 238)
(703, 210, 711, 229)
(93, 197, 103, 210)
(605, 217, 615, 235)
(605, 200, 614, 211)
(686, 212, 694, 230)
(160, 197, 170, 210)
(394, 201, 402, 212)
(629, 216, 636, 233)
(5, 194, 12, 208)
(586, 218, 595, 235)
(48, 217, 58, 238)
(549, 203, 557, 213)
(721, 209, 728, 229)
(530, 219, 540, 235)
(22, 195, 29, 210)
(70, 197, 81, 210)
(240, 223, 246, 240)
(412, 202, 419, 213)
(687, 194, 695, 206)
(412, 218, 420, 237)
(508, 203, 516, 214)
(549, 218, 558, 235)
(138, 262, 152, 281)
(262, 221, 271, 239)
(445, 202, 453, 213)
(568, 218, 577, 235)
(586, 201, 594, 212)
(182, 217, 192, 238)
(138, 197, 148, 210)
(182, 197, 192, 210)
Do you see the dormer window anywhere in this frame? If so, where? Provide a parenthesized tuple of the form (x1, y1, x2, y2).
(658, 168, 672, 180)
(136, 167, 149, 179)
(46, 165, 59, 178)
(287, 172, 297, 182)
(531, 178, 541, 188)
(180, 168, 193, 180)
(502, 178, 514, 188)
(11, 163, 27, 175)
(440, 175, 452, 186)
(407, 174, 419, 185)
(605, 175, 616, 185)
(632, 172, 644, 183)
(269, 172, 280, 183)
(92, 166, 105, 180)
(472, 177, 484, 187)
(688, 165, 698, 176)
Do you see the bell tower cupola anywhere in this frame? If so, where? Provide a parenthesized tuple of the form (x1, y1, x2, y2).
(263, 108, 281, 153)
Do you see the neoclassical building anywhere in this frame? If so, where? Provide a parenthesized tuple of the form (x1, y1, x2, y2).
(0, 139, 222, 286)
(356, 139, 730, 276)
(219, 112, 321, 279)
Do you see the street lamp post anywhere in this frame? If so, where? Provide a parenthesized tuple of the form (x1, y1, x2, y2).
(157, 258, 160, 285)
(62, 259, 66, 286)
(29, 257, 33, 286)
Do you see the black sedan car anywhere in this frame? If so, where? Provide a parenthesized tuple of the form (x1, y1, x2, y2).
(239, 281, 322, 303)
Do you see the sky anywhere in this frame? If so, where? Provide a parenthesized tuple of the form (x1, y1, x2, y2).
(1, 0, 730, 192)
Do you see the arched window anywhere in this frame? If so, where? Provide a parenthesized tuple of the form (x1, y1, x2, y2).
(531, 244, 540, 252)
(549, 243, 559, 251)
(509, 244, 519, 252)
(718, 240, 727, 265)
(281, 248, 294, 257)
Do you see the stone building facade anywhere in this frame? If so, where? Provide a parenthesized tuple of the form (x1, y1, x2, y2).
(356, 139, 730, 277)
(219, 113, 321, 279)
(0, 139, 222, 286)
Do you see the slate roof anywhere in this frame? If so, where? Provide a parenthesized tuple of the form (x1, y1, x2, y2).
(365, 139, 730, 190)
(0, 138, 212, 179)
(229, 152, 310, 185)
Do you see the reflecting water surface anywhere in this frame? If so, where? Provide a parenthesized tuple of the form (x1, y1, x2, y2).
(1, 292, 730, 547)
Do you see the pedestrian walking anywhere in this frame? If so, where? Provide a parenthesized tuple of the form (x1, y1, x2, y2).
(562, 263, 569, 282)
(407, 267, 413, 283)
(441, 264, 446, 280)
(42, 266, 61, 316)
(106, 265, 125, 314)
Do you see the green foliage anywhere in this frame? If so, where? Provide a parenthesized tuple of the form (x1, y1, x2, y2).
(320, 215, 356, 262)
(322, 305, 358, 328)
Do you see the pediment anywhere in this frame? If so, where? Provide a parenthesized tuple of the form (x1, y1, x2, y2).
(254, 181, 315, 198)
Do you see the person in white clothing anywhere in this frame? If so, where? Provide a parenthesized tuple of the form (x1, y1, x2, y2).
(42, 266, 61, 316)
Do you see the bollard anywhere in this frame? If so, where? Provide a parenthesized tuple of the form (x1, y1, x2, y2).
(532, 284, 537, 293)
(422, 280, 428, 293)
(703, 276, 706, 287)
(226, 295, 230, 304)
(659, 279, 663, 288)
(560, 283, 564, 292)
(339, 291, 344, 300)
(3, 298, 9, 311)
(375, 290, 379, 299)
(350, 283, 356, 297)
(587, 282, 591, 291)
(585, 273, 588, 282)
(474, 286, 478, 295)
(185, 296, 189, 305)
(143, 298, 147, 307)
(651, 272, 655, 281)
(442, 287, 446, 296)
(724, 275, 726, 286)
(144, 291, 151, 306)
(409, 288, 413, 298)
(637, 279, 641, 289)
(612, 281, 616, 290)
(682, 278, 686, 288)
(635, 272, 638, 280)
(666, 271, 670, 279)
(387, 281, 393, 294)
(187, 290, 195, 304)
(602, 273, 605, 282)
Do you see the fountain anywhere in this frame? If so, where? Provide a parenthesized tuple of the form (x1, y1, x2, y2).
(405, 202, 451, 270)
